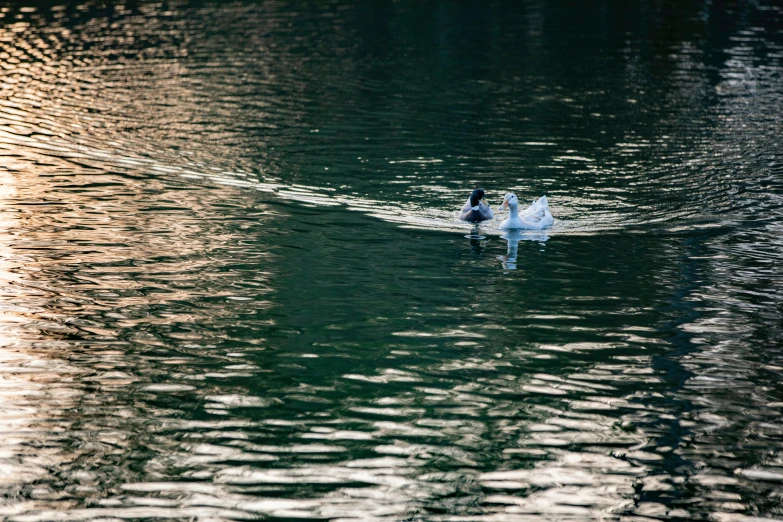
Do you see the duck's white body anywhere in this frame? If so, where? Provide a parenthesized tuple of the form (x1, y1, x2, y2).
(498, 194, 554, 230)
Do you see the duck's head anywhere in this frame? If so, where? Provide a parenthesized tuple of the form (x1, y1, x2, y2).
(498, 193, 518, 211)
(469, 188, 486, 208)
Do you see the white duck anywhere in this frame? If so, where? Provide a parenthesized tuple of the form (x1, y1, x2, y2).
(497, 193, 554, 230)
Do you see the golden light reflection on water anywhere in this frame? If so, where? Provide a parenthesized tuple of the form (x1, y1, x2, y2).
(0, 165, 46, 491)
(0, 143, 288, 515)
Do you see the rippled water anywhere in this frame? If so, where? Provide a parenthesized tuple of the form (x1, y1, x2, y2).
(0, 0, 782, 520)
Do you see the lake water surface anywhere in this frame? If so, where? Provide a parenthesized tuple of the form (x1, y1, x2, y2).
(1, 1, 782, 520)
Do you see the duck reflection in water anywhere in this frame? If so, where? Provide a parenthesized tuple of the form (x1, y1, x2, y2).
(468, 226, 490, 255)
(499, 229, 548, 270)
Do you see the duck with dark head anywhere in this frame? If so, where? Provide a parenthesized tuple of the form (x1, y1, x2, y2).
(459, 188, 494, 222)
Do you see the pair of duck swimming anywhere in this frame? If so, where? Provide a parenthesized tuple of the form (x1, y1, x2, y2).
(459, 188, 554, 230)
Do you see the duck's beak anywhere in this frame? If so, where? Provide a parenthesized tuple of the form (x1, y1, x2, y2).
(498, 199, 509, 211)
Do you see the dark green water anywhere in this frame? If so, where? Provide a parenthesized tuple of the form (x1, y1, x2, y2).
(0, 0, 782, 520)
